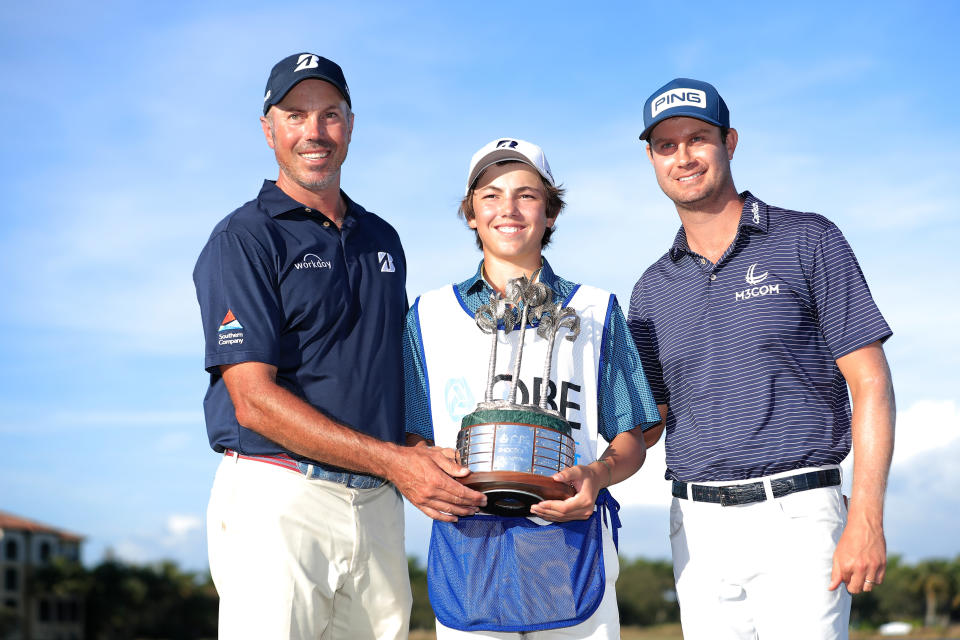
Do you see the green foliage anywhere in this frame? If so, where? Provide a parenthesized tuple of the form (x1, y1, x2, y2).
(35, 557, 217, 639)
(408, 556, 435, 630)
(616, 557, 680, 626)
(28, 552, 960, 635)
(850, 554, 960, 629)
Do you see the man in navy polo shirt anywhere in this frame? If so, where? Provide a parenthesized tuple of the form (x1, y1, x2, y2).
(627, 78, 895, 639)
(193, 53, 485, 640)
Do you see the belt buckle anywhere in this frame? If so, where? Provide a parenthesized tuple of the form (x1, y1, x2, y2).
(719, 486, 734, 506)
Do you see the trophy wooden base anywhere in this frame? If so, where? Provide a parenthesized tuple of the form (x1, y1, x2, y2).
(462, 471, 576, 517)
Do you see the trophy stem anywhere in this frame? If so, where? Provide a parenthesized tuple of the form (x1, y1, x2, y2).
(539, 331, 558, 410)
(508, 304, 529, 405)
(484, 329, 498, 403)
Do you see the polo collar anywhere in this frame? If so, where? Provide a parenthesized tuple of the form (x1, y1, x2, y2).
(738, 191, 768, 234)
(464, 257, 560, 297)
(668, 190, 769, 261)
(257, 180, 363, 223)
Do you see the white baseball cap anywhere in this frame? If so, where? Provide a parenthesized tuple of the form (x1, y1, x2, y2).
(465, 138, 555, 195)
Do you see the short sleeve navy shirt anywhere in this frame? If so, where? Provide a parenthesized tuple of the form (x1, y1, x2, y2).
(193, 180, 407, 461)
(628, 192, 891, 482)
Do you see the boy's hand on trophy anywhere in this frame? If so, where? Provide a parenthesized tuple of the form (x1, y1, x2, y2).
(529, 464, 602, 521)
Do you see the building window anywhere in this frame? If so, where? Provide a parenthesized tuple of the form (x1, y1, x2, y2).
(3, 598, 16, 609)
(39, 541, 52, 564)
(38, 598, 51, 622)
(3, 539, 16, 561)
(4, 568, 17, 591)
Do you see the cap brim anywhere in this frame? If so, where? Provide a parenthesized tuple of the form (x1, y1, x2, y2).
(466, 149, 552, 194)
(639, 113, 725, 141)
(264, 75, 350, 115)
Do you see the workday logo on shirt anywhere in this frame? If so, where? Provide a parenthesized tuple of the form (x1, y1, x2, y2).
(294, 253, 332, 270)
(735, 263, 780, 302)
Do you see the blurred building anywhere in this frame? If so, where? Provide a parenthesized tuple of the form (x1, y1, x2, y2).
(0, 511, 83, 640)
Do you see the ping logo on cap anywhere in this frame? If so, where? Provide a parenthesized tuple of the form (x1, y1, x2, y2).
(651, 88, 707, 117)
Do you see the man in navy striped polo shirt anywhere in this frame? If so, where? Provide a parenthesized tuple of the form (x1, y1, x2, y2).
(627, 78, 895, 639)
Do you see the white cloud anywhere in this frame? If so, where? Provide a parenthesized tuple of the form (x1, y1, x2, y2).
(109, 540, 152, 565)
(891, 399, 960, 463)
(165, 514, 203, 539)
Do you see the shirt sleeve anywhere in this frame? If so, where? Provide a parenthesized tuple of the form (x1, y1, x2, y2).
(402, 298, 435, 442)
(627, 277, 668, 405)
(597, 297, 661, 442)
(193, 229, 282, 374)
(807, 223, 892, 359)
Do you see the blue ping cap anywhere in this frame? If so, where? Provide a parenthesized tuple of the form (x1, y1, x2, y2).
(263, 53, 351, 115)
(639, 78, 729, 141)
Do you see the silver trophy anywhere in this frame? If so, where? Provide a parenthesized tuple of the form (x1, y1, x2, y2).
(456, 273, 581, 516)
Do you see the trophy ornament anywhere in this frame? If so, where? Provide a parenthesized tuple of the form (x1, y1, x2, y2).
(457, 272, 582, 516)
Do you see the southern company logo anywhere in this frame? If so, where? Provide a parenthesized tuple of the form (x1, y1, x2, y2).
(218, 310, 244, 346)
(218, 310, 242, 331)
(735, 263, 780, 302)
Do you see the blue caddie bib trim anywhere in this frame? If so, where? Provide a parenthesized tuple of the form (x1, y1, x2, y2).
(563, 282, 580, 307)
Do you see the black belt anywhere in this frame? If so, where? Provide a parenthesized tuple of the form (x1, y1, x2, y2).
(672, 468, 841, 506)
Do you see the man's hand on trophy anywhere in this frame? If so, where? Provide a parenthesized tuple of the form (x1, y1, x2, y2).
(528, 464, 604, 522)
(389, 440, 487, 522)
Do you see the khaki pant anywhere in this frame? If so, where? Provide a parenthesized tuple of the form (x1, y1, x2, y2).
(207, 453, 412, 639)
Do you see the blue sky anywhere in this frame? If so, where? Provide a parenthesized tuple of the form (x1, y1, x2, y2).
(2, 1, 958, 570)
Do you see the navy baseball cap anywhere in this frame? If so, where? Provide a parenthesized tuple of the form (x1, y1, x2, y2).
(263, 53, 351, 115)
(639, 78, 729, 141)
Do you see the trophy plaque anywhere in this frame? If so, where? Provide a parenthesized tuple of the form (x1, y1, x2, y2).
(457, 273, 581, 517)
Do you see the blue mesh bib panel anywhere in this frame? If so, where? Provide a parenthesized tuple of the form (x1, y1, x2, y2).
(427, 490, 620, 632)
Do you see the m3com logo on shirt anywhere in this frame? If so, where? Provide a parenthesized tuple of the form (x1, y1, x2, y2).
(735, 263, 780, 302)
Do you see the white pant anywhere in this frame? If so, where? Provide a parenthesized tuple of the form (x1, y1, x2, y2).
(435, 514, 621, 640)
(207, 453, 412, 640)
(670, 467, 851, 640)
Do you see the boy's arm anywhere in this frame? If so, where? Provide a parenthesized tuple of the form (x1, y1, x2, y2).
(644, 405, 668, 448)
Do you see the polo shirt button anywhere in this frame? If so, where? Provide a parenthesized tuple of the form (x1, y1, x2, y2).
(304, 207, 312, 213)
(323, 221, 331, 227)
(709, 274, 717, 281)
(700, 258, 706, 265)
